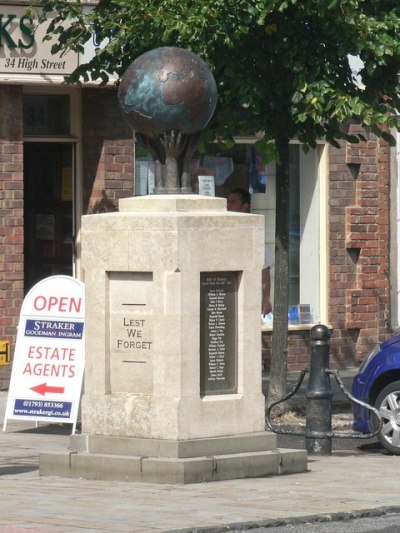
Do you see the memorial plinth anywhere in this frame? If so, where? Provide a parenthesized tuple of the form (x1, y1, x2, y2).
(40, 195, 307, 483)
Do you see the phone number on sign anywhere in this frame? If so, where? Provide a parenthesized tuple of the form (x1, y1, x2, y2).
(22, 400, 65, 409)
(14, 398, 72, 418)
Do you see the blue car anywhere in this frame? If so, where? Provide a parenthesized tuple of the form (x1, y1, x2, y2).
(352, 333, 400, 454)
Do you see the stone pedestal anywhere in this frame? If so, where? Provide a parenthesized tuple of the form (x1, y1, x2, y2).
(40, 195, 307, 483)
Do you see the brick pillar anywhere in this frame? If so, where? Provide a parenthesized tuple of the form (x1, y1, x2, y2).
(329, 125, 391, 365)
(0, 86, 24, 389)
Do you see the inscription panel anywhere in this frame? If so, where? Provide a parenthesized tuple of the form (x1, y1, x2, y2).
(109, 272, 153, 394)
(200, 272, 237, 396)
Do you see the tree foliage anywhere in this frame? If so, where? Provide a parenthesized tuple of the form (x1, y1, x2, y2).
(36, 0, 400, 149)
(34, 0, 400, 409)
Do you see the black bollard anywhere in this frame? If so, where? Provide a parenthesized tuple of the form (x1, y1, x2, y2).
(306, 324, 332, 455)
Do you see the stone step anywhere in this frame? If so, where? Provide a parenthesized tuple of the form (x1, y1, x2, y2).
(69, 432, 278, 458)
(40, 447, 307, 484)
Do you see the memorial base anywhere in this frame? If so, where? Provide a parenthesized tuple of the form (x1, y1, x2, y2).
(40, 432, 307, 484)
(39, 195, 309, 484)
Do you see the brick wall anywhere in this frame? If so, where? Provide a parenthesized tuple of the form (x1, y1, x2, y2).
(330, 126, 391, 364)
(262, 127, 392, 372)
(262, 329, 311, 373)
(0, 86, 24, 389)
(82, 88, 134, 214)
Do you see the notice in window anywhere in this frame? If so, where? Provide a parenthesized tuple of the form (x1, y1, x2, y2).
(61, 167, 73, 201)
(198, 175, 215, 196)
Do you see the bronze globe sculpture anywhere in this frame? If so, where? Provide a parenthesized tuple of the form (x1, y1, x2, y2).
(118, 47, 218, 194)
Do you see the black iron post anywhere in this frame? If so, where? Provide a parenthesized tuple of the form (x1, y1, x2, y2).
(265, 324, 382, 445)
(306, 324, 332, 455)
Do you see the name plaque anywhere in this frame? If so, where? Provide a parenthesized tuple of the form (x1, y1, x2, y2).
(200, 272, 237, 396)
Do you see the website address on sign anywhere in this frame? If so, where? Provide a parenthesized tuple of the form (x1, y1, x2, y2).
(13, 399, 72, 418)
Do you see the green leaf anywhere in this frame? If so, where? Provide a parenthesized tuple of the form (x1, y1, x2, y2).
(255, 139, 278, 164)
(32, 0, 400, 149)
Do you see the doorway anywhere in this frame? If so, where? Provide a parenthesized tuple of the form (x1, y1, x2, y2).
(24, 143, 75, 294)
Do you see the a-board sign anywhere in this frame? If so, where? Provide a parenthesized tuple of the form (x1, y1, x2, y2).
(3, 276, 85, 433)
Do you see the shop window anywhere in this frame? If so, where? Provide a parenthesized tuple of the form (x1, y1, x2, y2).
(24, 143, 74, 293)
(134, 141, 324, 325)
(188, 142, 322, 324)
(23, 95, 70, 136)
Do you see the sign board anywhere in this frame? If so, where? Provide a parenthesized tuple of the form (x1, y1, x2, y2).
(0, 340, 10, 365)
(0, 4, 117, 83)
(3, 276, 85, 432)
(0, 6, 79, 77)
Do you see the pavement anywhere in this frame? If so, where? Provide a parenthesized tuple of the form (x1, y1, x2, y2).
(1, 371, 400, 533)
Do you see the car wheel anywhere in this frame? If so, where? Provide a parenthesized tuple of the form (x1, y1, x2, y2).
(374, 381, 400, 455)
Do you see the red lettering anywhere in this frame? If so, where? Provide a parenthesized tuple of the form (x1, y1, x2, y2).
(70, 297, 81, 313)
(58, 297, 67, 312)
(28, 346, 35, 358)
(22, 362, 33, 375)
(26, 346, 76, 361)
(33, 296, 46, 311)
(48, 296, 58, 310)
(22, 361, 75, 377)
(31, 296, 82, 313)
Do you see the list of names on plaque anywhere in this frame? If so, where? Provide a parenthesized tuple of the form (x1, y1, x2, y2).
(200, 272, 237, 396)
(207, 288, 227, 381)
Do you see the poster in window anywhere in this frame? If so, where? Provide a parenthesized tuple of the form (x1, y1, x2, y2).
(61, 167, 73, 201)
(249, 147, 266, 193)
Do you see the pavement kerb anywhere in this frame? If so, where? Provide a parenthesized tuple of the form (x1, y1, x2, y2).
(167, 507, 400, 533)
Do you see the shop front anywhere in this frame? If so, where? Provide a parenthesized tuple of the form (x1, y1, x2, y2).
(0, 3, 134, 388)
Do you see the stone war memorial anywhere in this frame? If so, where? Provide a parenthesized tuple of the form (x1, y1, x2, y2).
(40, 47, 307, 483)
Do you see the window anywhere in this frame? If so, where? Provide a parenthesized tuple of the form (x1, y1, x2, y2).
(191, 141, 325, 325)
(23, 94, 70, 136)
(134, 140, 326, 325)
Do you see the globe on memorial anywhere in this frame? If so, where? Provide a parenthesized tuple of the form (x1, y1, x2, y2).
(118, 47, 218, 140)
